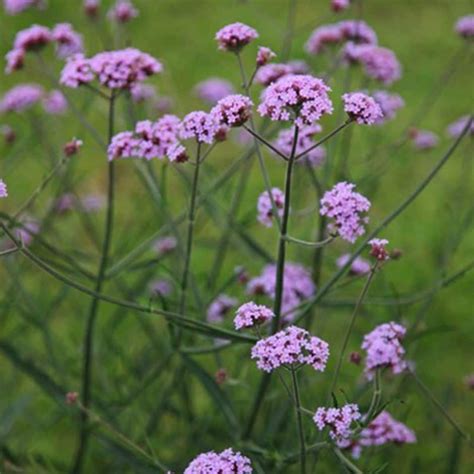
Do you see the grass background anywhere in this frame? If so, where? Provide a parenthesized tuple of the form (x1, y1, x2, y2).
(0, 0, 473, 472)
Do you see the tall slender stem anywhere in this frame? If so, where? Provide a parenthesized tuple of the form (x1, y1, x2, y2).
(72, 92, 116, 474)
(291, 368, 307, 474)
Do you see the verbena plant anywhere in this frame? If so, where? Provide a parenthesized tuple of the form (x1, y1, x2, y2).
(0, 1, 473, 473)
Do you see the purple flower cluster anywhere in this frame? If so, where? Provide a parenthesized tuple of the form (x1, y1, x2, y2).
(256, 46, 276, 66)
(83, 0, 99, 18)
(130, 83, 156, 103)
(180, 111, 219, 144)
(12, 24, 51, 51)
(42, 90, 68, 115)
(247, 262, 315, 321)
(51, 23, 84, 59)
(273, 124, 326, 166)
(409, 128, 439, 151)
(368, 238, 389, 261)
(254, 61, 309, 87)
(211, 94, 253, 127)
(305, 19, 377, 55)
(257, 187, 284, 227)
(4, 0, 45, 14)
(313, 404, 361, 442)
(234, 302, 274, 330)
(215, 22, 258, 52)
(153, 236, 177, 255)
(194, 78, 235, 104)
(0, 84, 43, 113)
(107, 0, 138, 23)
(446, 115, 474, 138)
(372, 90, 404, 124)
(336, 254, 371, 275)
(61, 48, 162, 90)
(258, 74, 333, 127)
(331, 0, 350, 13)
(149, 279, 173, 297)
(0, 179, 8, 198)
(351, 45, 401, 85)
(251, 325, 329, 372)
(207, 294, 238, 323)
(184, 448, 252, 474)
(362, 322, 408, 380)
(320, 182, 371, 243)
(342, 92, 382, 125)
(108, 115, 185, 162)
(455, 15, 474, 39)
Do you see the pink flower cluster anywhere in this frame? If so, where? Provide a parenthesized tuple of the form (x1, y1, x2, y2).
(446, 115, 474, 138)
(247, 262, 315, 321)
(234, 302, 274, 330)
(0, 179, 8, 198)
(153, 236, 177, 255)
(0, 84, 43, 113)
(184, 448, 252, 474)
(362, 322, 408, 380)
(83, 0, 99, 18)
(194, 78, 235, 104)
(372, 90, 404, 124)
(251, 325, 329, 372)
(258, 74, 333, 127)
(305, 20, 377, 55)
(331, 0, 351, 13)
(107, 0, 138, 23)
(4, 0, 45, 14)
(60, 48, 162, 90)
(180, 111, 219, 144)
(369, 238, 389, 261)
(43, 90, 68, 115)
(207, 294, 238, 323)
(342, 92, 382, 125)
(455, 15, 474, 39)
(211, 94, 253, 127)
(52, 23, 84, 59)
(256, 46, 276, 66)
(215, 22, 258, 52)
(313, 404, 361, 442)
(336, 254, 371, 275)
(274, 124, 326, 166)
(257, 188, 284, 227)
(108, 115, 185, 162)
(409, 128, 439, 151)
(254, 61, 309, 86)
(320, 182, 371, 243)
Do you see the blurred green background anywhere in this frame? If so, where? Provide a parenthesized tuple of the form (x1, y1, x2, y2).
(0, 0, 473, 472)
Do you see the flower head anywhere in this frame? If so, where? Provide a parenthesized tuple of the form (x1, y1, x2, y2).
(352, 45, 401, 85)
(256, 46, 276, 66)
(0, 84, 43, 113)
(0, 179, 8, 198)
(342, 92, 382, 125)
(446, 115, 474, 138)
(130, 83, 156, 103)
(195, 78, 235, 104)
(180, 111, 219, 144)
(258, 74, 333, 127)
(43, 90, 68, 115)
(60, 54, 94, 88)
(153, 236, 177, 255)
(339, 20, 378, 44)
(362, 322, 408, 380)
(336, 254, 371, 275)
(52, 23, 84, 58)
(149, 279, 173, 297)
(107, 0, 138, 23)
(320, 182, 371, 243)
(5, 49, 25, 74)
(372, 90, 404, 124)
(257, 188, 284, 227)
(184, 448, 252, 474)
(4, 0, 45, 14)
(331, 0, 350, 12)
(409, 128, 439, 150)
(368, 238, 389, 261)
(211, 94, 253, 127)
(313, 404, 361, 442)
(83, 0, 100, 17)
(455, 15, 474, 39)
(13, 24, 51, 52)
(207, 294, 238, 323)
(234, 302, 274, 330)
(251, 325, 329, 372)
(215, 22, 258, 52)
(63, 138, 83, 157)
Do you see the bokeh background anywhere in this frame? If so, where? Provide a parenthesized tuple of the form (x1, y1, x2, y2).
(0, 0, 473, 472)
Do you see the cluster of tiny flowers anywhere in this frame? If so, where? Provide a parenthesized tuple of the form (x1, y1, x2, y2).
(0, 179, 8, 198)
(362, 322, 408, 380)
(153, 236, 177, 255)
(305, 19, 377, 55)
(130, 83, 156, 103)
(149, 279, 173, 297)
(234, 302, 275, 330)
(352, 45, 401, 85)
(331, 0, 351, 13)
(409, 128, 439, 151)
(320, 182, 371, 243)
(0, 84, 43, 113)
(372, 90, 404, 124)
(108, 115, 185, 162)
(207, 294, 238, 323)
(254, 63, 290, 86)
(336, 254, 371, 275)
(258, 74, 333, 127)
(107, 0, 138, 23)
(60, 48, 162, 90)
(247, 262, 315, 321)
(184, 448, 252, 474)
(256, 46, 276, 66)
(257, 188, 284, 227)
(342, 92, 382, 125)
(4, 0, 45, 14)
(251, 325, 329, 372)
(273, 124, 326, 166)
(194, 78, 235, 104)
(63, 138, 83, 156)
(180, 111, 219, 144)
(446, 115, 474, 138)
(211, 94, 253, 127)
(43, 90, 68, 115)
(455, 14, 474, 39)
(313, 404, 361, 442)
(52, 23, 84, 59)
(368, 238, 389, 261)
(215, 22, 258, 52)
(83, 0, 99, 18)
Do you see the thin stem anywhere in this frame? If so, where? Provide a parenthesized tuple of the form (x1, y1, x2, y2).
(284, 234, 335, 248)
(365, 368, 382, 423)
(242, 124, 288, 161)
(333, 447, 363, 474)
(291, 368, 307, 474)
(327, 265, 377, 403)
(72, 92, 116, 474)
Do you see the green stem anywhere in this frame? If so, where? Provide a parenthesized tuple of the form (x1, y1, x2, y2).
(333, 447, 363, 474)
(72, 92, 116, 474)
(365, 368, 382, 423)
(291, 368, 307, 474)
(284, 234, 335, 248)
